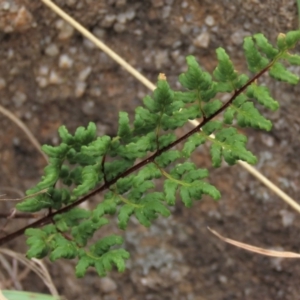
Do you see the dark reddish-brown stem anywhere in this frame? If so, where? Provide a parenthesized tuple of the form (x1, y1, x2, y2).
(0, 64, 271, 246)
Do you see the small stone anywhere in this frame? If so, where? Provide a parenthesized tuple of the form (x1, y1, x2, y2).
(78, 66, 92, 81)
(39, 65, 49, 76)
(205, 15, 215, 26)
(162, 6, 171, 19)
(180, 24, 190, 35)
(101, 14, 116, 28)
(49, 70, 62, 84)
(83, 38, 96, 49)
(133, 29, 142, 35)
(90, 86, 101, 97)
(14, 6, 33, 31)
(280, 210, 295, 227)
(82, 100, 95, 115)
(116, 0, 126, 6)
(2, 2, 10, 10)
(10, 67, 19, 76)
(13, 137, 20, 146)
(117, 13, 127, 24)
(114, 23, 125, 33)
(193, 32, 210, 48)
(172, 40, 182, 49)
(75, 81, 87, 98)
(231, 30, 251, 46)
(171, 50, 180, 60)
(58, 54, 73, 69)
(56, 19, 74, 40)
(36, 76, 48, 88)
(185, 13, 193, 22)
(261, 134, 274, 147)
(181, 1, 188, 8)
(99, 277, 117, 293)
(125, 10, 136, 21)
(155, 50, 169, 69)
(151, 0, 164, 7)
(45, 44, 59, 57)
(12, 91, 27, 107)
(0, 78, 6, 90)
(93, 27, 105, 39)
(66, 0, 77, 6)
(218, 275, 228, 284)
(7, 49, 14, 59)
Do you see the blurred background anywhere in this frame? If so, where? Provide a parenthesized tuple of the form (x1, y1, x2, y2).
(0, 0, 300, 299)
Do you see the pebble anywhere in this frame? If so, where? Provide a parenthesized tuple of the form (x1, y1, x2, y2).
(155, 50, 169, 69)
(58, 54, 73, 69)
(162, 6, 171, 19)
(45, 44, 59, 57)
(114, 23, 125, 33)
(133, 29, 142, 35)
(125, 10, 136, 21)
(117, 13, 127, 24)
(14, 6, 33, 31)
(36, 76, 48, 88)
(99, 277, 117, 293)
(7, 49, 14, 59)
(12, 91, 27, 107)
(39, 65, 49, 76)
(83, 38, 96, 49)
(172, 40, 182, 49)
(261, 133, 274, 147)
(151, 0, 164, 8)
(101, 14, 116, 28)
(218, 275, 228, 284)
(66, 0, 77, 6)
(1, 2, 10, 10)
(280, 209, 295, 227)
(75, 81, 87, 98)
(205, 15, 215, 26)
(231, 30, 251, 46)
(181, 1, 188, 8)
(193, 32, 210, 48)
(49, 70, 62, 85)
(171, 49, 180, 60)
(90, 86, 102, 97)
(78, 66, 92, 81)
(93, 27, 105, 39)
(116, 0, 127, 6)
(82, 100, 95, 115)
(0, 78, 7, 90)
(55, 19, 74, 40)
(180, 24, 190, 35)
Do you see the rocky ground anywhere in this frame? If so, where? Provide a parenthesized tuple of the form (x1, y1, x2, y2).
(0, 0, 300, 299)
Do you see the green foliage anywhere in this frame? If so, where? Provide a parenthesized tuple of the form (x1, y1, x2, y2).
(163, 162, 220, 207)
(10, 30, 300, 278)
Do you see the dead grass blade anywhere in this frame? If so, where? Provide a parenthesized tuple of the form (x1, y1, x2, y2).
(0, 105, 48, 163)
(0, 248, 59, 296)
(208, 227, 300, 258)
(0, 188, 48, 202)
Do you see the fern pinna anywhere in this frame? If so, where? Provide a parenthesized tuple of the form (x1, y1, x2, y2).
(1, 31, 300, 277)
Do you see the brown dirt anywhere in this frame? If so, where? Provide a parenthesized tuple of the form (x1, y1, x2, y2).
(0, 0, 300, 299)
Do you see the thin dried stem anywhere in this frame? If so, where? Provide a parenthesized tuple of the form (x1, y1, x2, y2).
(0, 248, 59, 296)
(0, 105, 48, 163)
(208, 227, 300, 258)
(0, 188, 48, 202)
